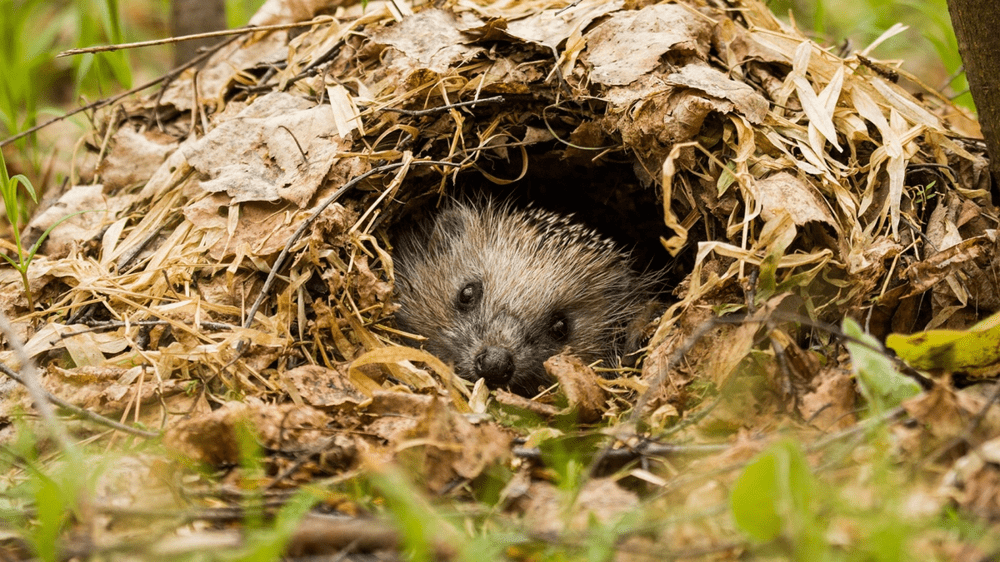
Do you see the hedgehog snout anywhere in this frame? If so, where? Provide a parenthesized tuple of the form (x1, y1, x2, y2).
(465, 309, 531, 387)
(473, 346, 516, 386)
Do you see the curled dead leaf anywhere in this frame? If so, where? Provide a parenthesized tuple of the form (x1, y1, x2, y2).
(394, 396, 512, 494)
(544, 353, 607, 424)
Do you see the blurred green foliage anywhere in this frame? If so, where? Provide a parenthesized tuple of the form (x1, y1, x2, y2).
(0, 0, 266, 155)
(770, 0, 972, 108)
(0, 0, 134, 147)
(226, 0, 267, 28)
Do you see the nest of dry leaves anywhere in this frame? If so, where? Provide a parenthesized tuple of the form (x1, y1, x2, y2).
(2, 0, 999, 557)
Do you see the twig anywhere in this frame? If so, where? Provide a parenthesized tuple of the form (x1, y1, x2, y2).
(288, 514, 403, 556)
(966, 378, 1000, 437)
(628, 316, 724, 429)
(513, 441, 730, 463)
(0, 311, 73, 449)
(923, 378, 1000, 465)
(582, 315, 725, 478)
(263, 434, 343, 491)
(814, 406, 907, 447)
(0, 359, 160, 439)
(1, 36, 240, 148)
(56, 17, 337, 57)
(58, 319, 238, 338)
(585, 307, 912, 478)
(381, 96, 505, 117)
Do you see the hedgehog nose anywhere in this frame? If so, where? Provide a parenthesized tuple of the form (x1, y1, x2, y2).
(474, 347, 515, 386)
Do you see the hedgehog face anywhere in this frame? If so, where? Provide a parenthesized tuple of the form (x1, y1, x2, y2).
(432, 275, 573, 395)
(392, 201, 653, 396)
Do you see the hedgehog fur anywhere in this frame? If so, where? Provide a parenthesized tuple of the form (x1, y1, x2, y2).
(392, 200, 658, 396)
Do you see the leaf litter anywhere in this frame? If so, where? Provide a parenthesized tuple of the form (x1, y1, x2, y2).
(1, 0, 1000, 558)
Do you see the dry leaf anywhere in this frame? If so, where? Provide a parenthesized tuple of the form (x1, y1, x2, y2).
(395, 396, 511, 494)
(371, 9, 482, 74)
(283, 364, 368, 409)
(584, 4, 711, 86)
(98, 127, 178, 191)
(182, 92, 348, 207)
(544, 353, 607, 424)
(754, 172, 838, 230)
(664, 64, 770, 124)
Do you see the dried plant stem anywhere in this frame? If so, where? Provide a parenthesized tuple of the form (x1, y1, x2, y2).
(56, 17, 337, 58)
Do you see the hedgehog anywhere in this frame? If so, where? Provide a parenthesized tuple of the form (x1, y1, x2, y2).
(391, 200, 659, 396)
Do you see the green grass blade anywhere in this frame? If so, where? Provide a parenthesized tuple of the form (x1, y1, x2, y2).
(24, 209, 99, 265)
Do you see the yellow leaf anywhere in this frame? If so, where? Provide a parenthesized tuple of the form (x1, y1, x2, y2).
(886, 311, 1000, 373)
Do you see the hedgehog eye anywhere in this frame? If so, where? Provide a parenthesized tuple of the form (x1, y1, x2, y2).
(456, 281, 482, 312)
(549, 313, 570, 342)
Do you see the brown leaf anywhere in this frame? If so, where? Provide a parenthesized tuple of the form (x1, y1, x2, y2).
(164, 400, 333, 466)
(365, 392, 434, 442)
(248, 0, 330, 26)
(942, 437, 1000, 520)
(799, 367, 857, 431)
(903, 235, 989, 298)
(544, 353, 607, 423)
(493, 389, 562, 417)
(45, 365, 185, 416)
(584, 4, 711, 86)
(182, 92, 349, 207)
(25, 184, 108, 259)
(754, 172, 838, 230)
(665, 64, 770, 124)
(501, 0, 623, 49)
(394, 396, 511, 493)
(902, 384, 1000, 446)
(183, 196, 303, 260)
(283, 364, 367, 409)
(97, 127, 178, 191)
(371, 9, 482, 74)
(352, 254, 393, 310)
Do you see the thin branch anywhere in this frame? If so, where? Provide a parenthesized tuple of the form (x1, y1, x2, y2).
(1, 36, 240, 148)
(56, 17, 337, 58)
(628, 316, 724, 429)
(381, 96, 506, 116)
(61, 319, 238, 338)
(513, 441, 730, 463)
(0, 311, 73, 448)
(0, 359, 160, 439)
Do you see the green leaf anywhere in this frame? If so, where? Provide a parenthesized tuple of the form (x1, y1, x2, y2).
(717, 161, 737, 196)
(370, 468, 450, 562)
(24, 209, 99, 265)
(31, 473, 66, 562)
(0, 149, 31, 255)
(11, 174, 37, 203)
(886, 310, 1000, 373)
(238, 488, 318, 562)
(844, 318, 921, 413)
(730, 440, 814, 543)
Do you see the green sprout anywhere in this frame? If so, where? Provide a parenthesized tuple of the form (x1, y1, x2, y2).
(0, 150, 90, 311)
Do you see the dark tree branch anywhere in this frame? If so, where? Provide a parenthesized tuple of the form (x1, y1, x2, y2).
(947, 0, 1000, 186)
